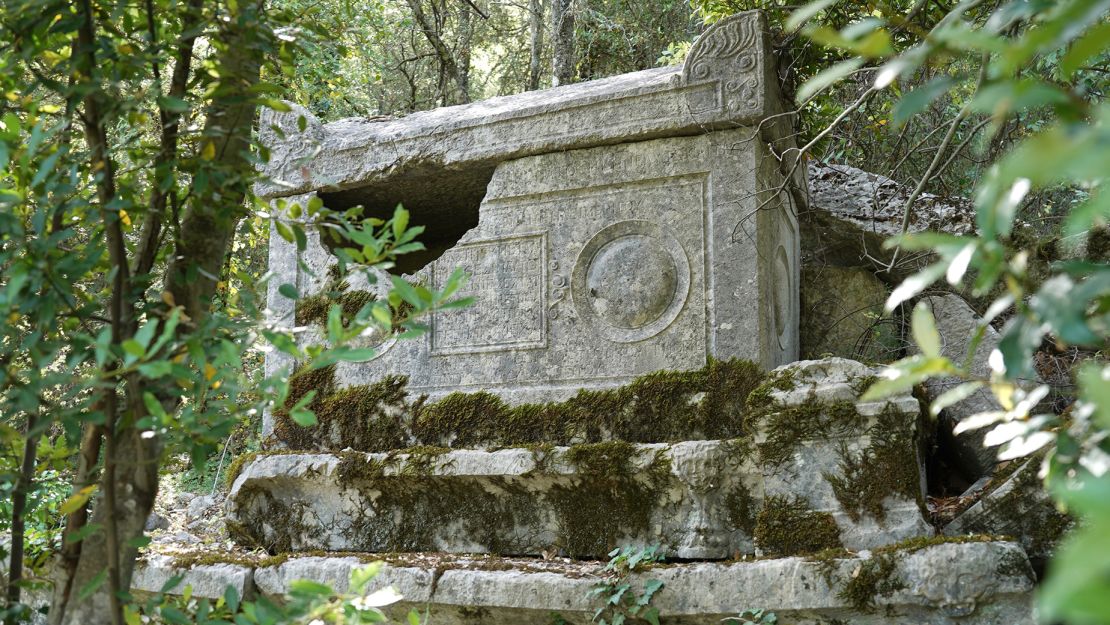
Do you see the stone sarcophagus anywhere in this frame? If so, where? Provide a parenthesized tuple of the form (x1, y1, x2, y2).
(259, 11, 803, 428)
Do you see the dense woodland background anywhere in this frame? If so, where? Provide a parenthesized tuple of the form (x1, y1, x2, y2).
(0, 0, 1107, 623)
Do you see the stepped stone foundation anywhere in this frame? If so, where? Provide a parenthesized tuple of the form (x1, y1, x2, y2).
(201, 10, 1046, 625)
(228, 359, 930, 559)
(135, 541, 1034, 624)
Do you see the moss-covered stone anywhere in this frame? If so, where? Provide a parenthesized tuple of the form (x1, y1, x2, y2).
(273, 368, 411, 452)
(547, 443, 673, 558)
(273, 358, 766, 452)
(725, 484, 756, 534)
(825, 405, 921, 523)
(755, 399, 864, 466)
(753, 495, 842, 556)
(838, 551, 904, 611)
(744, 365, 797, 411)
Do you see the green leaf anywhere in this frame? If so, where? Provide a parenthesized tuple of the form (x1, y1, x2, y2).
(886, 263, 946, 312)
(275, 220, 295, 244)
(930, 382, 985, 417)
(1063, 190, 1110, 239)
(911, 301, 942, 358)
(392, 205, 410, 242)
(796, 58, 864, 104)
(279, 283, 299, 300)
(127, 535, 152, 549)
(334, 347, 381, 362)
(77, 569, 108, 602)
(968, 79, 1070, 116)
(224, 585, 240, 613)
(289, 579, 334, 596)
(390, 275, 423, 308)
(861, 356, 957, 401)
(786, 0, 838, 32)
(349, 562, 384, 593)
(893, 76, 955, 127)
(64, 522, 102, 544)
(138, 361, 172, 379)
(1061, 21, 1110, 79)
(31, 149, 61, 188)
(159, 606, 191, 625)
(156, 95, 191, 113)
(60, 485, 98, 515)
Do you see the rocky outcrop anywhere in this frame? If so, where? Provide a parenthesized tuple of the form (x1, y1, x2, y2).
(806, 161, 976, 238)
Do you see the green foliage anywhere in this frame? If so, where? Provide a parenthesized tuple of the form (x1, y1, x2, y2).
(725, 609, 778, 625)
(136, 563, 420, 624)
(588, 545, 666, 625)
(754, 0, 1110, 622)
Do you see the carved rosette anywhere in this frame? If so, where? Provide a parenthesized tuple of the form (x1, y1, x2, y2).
(682, 12, 763, 118)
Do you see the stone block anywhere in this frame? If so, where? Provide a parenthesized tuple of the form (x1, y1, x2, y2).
(258, 12, 803, 435)
(944, 457, 1071, 564)
(256, 13, 786, 200)
(229, 359, 930, 560)
(250, 541, 1034, 625)
(132, 554, 254, 599)
(800, 265, 898, 362)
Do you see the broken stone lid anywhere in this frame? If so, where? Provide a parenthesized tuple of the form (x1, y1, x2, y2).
(258, 11, 803, 423)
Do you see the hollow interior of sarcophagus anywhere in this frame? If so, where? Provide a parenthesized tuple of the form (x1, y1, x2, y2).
(317, 164, 495, 275)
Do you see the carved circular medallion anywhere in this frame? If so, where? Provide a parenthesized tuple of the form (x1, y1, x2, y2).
(572, 220, 691, 343)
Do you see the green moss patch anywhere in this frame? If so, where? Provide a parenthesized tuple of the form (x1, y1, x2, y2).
(272, 367, 411, 452)
(824, 405, 921, 523)
(272, 358, 766, 452)
(753, 495, 842, 556)
(755, 400, 864, 466)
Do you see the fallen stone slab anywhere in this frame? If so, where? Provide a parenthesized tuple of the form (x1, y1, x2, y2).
(917, 294, 1040, 478)
(132, 553, 254, 599)
(250, 540, 1034, 625)
(944, 457, 1072, 566)
(230, 359, 931, 559)
(806, 161, 976, 237)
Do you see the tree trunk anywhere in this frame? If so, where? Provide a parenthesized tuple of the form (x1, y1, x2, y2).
(50, 3, 266, 623)
(405, 0, 468, 104)
(528, 0, 544, 90)
(551, 0, 575, 87)
(457, 2, 472, 98)
(6, 415, 39, 625)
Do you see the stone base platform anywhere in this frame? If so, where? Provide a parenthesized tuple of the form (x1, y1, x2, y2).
(227, 435, 929, 560)
(134, 540, 1034, 624)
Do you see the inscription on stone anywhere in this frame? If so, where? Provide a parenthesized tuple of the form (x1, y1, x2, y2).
(430, 234, 547, 354)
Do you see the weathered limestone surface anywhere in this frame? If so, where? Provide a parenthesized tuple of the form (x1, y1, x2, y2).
(229, 358, 930, 559)
(132, 554, 254, 599)
(806, 161, 976, 237)
(260, 11, 803, 430)
(800, 265, 897, 361)
(314, 130, 798, 403)
(247, 541, 1033, 625)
